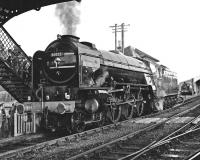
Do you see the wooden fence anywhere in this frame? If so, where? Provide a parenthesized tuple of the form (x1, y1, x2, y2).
(14, 112, 36, 137)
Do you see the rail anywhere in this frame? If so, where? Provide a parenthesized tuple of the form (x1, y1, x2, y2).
(0, 95, 199, 159)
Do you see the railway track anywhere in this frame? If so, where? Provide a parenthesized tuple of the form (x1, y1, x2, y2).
(0, 95, 199, 160)
(130, 118, 200, 160)
(66, 96, 200, 160)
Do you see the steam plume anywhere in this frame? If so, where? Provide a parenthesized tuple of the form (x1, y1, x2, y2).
(55, 1, 80, 35)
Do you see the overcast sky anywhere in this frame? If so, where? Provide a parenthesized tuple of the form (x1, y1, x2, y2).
(4, 0, 200, 82)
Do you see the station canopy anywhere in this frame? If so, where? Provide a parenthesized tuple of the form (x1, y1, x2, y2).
(0, 0, 81, 25)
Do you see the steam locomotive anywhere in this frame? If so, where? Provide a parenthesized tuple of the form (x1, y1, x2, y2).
(180, 81, 194, 96)
(31, 35, 179, 133)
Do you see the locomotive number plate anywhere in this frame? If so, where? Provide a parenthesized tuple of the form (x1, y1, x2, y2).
(51, 52, 74, 57)
(51, 52, 64, 57)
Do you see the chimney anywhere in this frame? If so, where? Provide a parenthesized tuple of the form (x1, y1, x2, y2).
(61, 35, 80, 42)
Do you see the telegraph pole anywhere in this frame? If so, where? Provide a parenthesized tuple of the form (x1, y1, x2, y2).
(114, 24, 117, 51)
(110, 23, 130, 53)
(121, 23, 125, 53)
(110, 24, 119, 51)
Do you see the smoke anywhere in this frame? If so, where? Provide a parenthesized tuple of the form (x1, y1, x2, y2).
(55, 1, 81, 35)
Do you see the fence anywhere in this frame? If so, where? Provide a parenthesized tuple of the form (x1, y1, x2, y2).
(14, 112, 36, 137)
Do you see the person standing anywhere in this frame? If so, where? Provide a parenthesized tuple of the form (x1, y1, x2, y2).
(0, 103, 7, 138)
(0, 103, 3, 138)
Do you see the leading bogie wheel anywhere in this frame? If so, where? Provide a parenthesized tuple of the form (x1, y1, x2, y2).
(71, 111, 86, 133)
(97, 111, 106, 127)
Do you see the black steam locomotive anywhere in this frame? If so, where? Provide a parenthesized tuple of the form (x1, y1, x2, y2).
(31, 35, 178, 133)
(180, 81, 193, 96)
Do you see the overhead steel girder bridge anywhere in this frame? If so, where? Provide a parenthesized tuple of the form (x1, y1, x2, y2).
(0, 0, 81, 25)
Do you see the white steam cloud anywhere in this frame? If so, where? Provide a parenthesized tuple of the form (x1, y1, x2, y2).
(55, 1, 81, 35)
